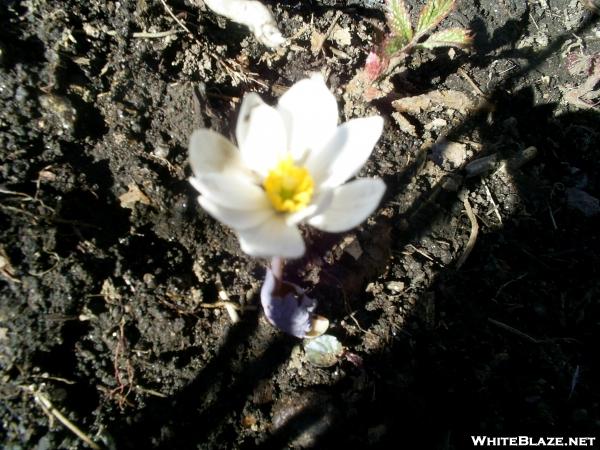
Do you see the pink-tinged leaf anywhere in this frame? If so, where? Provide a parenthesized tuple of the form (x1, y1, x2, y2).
(419, 28, 473, 49)
(344, 351, 364, 368)
(386, 0, 413, 44)
(416, 0, 456, 35)
(365, 51, 386, 81)
(565, 51, 600, 77)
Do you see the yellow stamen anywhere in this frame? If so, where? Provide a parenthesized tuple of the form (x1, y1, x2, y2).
(263, 155, 314, 213)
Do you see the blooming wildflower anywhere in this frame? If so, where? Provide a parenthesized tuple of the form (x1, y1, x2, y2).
(189, 74, 385, 258)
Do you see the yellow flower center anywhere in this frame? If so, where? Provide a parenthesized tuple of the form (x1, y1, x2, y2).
(263, 155, 314, 213)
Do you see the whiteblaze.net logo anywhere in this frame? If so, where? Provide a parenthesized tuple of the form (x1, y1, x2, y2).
(470, 436, 597, 447)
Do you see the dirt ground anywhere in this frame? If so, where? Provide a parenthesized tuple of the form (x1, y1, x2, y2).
(1, 0, 600, 448)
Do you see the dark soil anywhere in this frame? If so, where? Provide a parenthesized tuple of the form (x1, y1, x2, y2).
(1, 0, 599, 449)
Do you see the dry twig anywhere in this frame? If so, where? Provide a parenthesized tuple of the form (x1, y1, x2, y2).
(458, 67, 486, 97)
(132, 30, 182, 38)
(110, 318, 134, 408)
(493, 273, 528, 301)
(313, 10, 343, 54)
(406, 243, 436, 263)
(482, 179, 503, 224)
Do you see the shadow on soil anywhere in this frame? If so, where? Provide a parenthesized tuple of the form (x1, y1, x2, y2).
(108, 11, 600, 450)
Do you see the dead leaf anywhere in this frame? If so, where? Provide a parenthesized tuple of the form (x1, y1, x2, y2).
(562, 68, 600, 109)
(392, 112, 417, 136)
(38, 169, 56, 182)
(562, 52, 600, 109)
(101, 279, 120, 302)
(0, 246, 20, 283)
(119, 183, 151, 209)
(564, 51, 593, 76)
(392, 89, 475, 115)
(424, 117, 448, 130)
(340, 235, 363, 260)
(310, 30, 326, 54)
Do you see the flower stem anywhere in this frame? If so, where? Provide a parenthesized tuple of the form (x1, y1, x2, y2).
(270, 256, 284, 293)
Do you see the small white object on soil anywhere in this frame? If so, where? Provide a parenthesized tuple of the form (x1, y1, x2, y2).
(306, 315, 330, 338)
(203, 0, 285, 48)
(386, 281, 405, 293)
(304, 334, 343, 367)
(332, 26, 352, 47)
(424, 117, 448, 130)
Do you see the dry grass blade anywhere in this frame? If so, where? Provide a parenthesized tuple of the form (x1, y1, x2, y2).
(25, 386, 102, 450)
(488, 318, 540, 344)
(456, 197, 479, 269)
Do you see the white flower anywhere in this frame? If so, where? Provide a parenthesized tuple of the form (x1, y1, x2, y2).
(188, 74, 385, 259)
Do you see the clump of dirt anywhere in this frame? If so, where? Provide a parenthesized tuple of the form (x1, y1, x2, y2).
(1, 0, 599, 448)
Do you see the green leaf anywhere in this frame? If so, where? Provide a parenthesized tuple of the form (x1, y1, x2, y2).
(416, 0, 456, 35)
(304, 334, 343, 367)
(383, 35, 410, 57)
(386, 0, 413, 44)
(420, 28, 473, 49)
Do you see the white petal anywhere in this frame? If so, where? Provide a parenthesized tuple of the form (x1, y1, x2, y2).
(189, 129, 244, 176)
(306, 116, 384, 188)
(238, 217, 305, 258)
(277, 74, 338, 160)
(308, 178, 385, 233)
(285, 189, 334, 226)
(204, 0, 284, 48)
(198, 196, 274, 230)
(191, 173, 269, 210)
(236, 92, 287, 177)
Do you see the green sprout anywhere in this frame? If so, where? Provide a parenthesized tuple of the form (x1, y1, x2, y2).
(364, 0, 472, 82)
